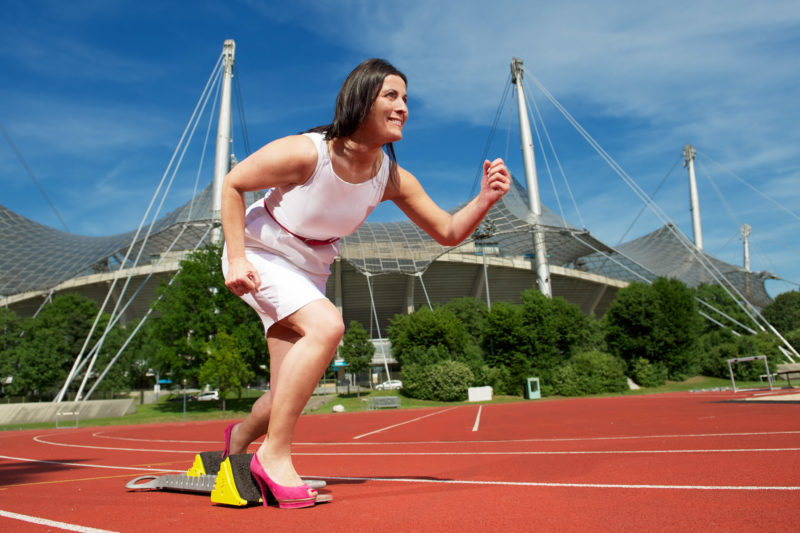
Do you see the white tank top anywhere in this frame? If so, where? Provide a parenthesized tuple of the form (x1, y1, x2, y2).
(242, 132, 390, 277)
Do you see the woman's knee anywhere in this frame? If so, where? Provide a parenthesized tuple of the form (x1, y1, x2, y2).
(312, 310, 345, 346)
(285, 301, 344, 346)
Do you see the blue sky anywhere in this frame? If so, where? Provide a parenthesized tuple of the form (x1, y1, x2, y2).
(1, 0, 799, 297)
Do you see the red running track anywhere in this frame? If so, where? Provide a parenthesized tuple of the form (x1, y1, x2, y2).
(1, 390, 799, 532)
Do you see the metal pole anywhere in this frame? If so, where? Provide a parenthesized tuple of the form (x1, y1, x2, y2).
(211, 40, 235, 243)
(482, 251, 491, 310)
(683, 144, 703, 250)
(365, 273, 392, 381)
(740, 224, 751, 271)
(511, 58, 551, 297)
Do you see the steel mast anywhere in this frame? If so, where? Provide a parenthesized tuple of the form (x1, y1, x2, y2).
(211, 40, 235, 243)
(683, 144, 704, 250)
(511, 58, 552, 297)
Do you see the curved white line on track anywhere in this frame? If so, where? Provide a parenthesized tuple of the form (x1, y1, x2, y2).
(0, 454, 184, 473)
(0, 509, 118, 533)
(318, 475, 800, 491)
(30, 431, 800, 456)
(33, 434, 203, 454)
(92, 431, 218, 445)
(353, 407, 458, 440)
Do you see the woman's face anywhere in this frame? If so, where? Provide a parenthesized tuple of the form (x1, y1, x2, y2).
(361, 74, 408, 143)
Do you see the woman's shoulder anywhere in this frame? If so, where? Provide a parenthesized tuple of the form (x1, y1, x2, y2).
(268, 133, 318, 157)
(261, 134, 319, 170)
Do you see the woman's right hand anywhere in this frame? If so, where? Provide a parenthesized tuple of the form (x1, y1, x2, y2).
(225, 257, 261, 296)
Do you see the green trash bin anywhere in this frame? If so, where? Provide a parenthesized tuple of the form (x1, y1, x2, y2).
(523, 377, 541, 400)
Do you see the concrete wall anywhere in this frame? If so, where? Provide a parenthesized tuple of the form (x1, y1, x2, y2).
(0, 399, 136, 425)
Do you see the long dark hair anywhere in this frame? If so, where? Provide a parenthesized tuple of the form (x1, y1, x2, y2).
(309, 58, 407, 184)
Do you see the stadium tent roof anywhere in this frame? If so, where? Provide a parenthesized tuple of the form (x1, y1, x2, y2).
(0, 184, 216, 298)
(611, 223, 775, 308)
(0, 175, 774, 309)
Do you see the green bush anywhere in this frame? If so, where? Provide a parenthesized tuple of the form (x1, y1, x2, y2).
(472, 364, 516, 396)
(630, 357, 667, 387)
(551, 351, 628, 396)
(401, 360, 474, 401)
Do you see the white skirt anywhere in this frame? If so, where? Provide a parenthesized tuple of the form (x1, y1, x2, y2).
(222, 246, 329, 334)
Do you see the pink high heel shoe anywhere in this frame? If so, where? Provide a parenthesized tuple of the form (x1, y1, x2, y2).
(222, 422, 237, 459)
(250, 454, 317, 509)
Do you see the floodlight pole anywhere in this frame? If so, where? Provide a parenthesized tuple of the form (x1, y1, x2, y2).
(211, 40, 236, 244)
(683, 144, 704, 251)
(740, 224, 751, 272)
(511, 58, 552, 297)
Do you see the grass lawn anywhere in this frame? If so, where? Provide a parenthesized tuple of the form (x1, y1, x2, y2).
(0, 376, 784, 432)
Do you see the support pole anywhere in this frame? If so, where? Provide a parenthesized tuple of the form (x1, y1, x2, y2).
(683, 144, 703, 251)
(365, 273, 392, 381)
(211, 40, 235, 243)
(511, 58, 551, 297)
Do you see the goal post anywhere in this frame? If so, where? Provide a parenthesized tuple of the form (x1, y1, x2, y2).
(727, 355, 773, 392)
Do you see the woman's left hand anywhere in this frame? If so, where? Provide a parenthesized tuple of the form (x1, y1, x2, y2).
(481, 158, 511, 206)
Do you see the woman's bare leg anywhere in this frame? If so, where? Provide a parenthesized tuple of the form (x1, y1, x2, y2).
(256, 298, 344, 487)
(226, 325, 299, 455)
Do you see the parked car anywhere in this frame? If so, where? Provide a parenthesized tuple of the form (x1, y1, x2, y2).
(375, 380, 403, 390)
(196, 390, 219, 401)
(167, 394, 196, 402)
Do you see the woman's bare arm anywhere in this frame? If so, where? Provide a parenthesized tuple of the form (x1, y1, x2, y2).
(384, 158, 510, 246)
(221, 135, 317, 295)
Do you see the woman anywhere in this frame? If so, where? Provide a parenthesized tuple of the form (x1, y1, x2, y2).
(220, 58, 510, 509)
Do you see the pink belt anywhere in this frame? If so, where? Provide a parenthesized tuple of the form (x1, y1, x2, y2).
(263, 199, 339, 247)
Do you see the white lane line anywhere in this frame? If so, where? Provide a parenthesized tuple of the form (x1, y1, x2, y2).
(300, 429, 800, 446)
(0, 509, 119, 532)
(79, 429, 800, 447)
(472, 406, 482, 432)
(316, 475, 800, 491)
(0, 454, 184, 473)
(294, 447, 800, 456)
(353, 407, 458, 440)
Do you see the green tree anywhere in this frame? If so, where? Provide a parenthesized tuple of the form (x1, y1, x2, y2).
(339, 320, 374, 396)
(150, 243, 267, 386)
(483, 301, 530, 395)
(198, 331, 255, 410)
(387, 306, 479, 367)
(482, 291, 594, 395)
(519, 290, 594, 371)
(442, 297, 488, 346)
(5, 294, 103, 399)
(604, 278, 701, 380)
(652, 277, 702, 378)
(762, 290, 800, 334)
